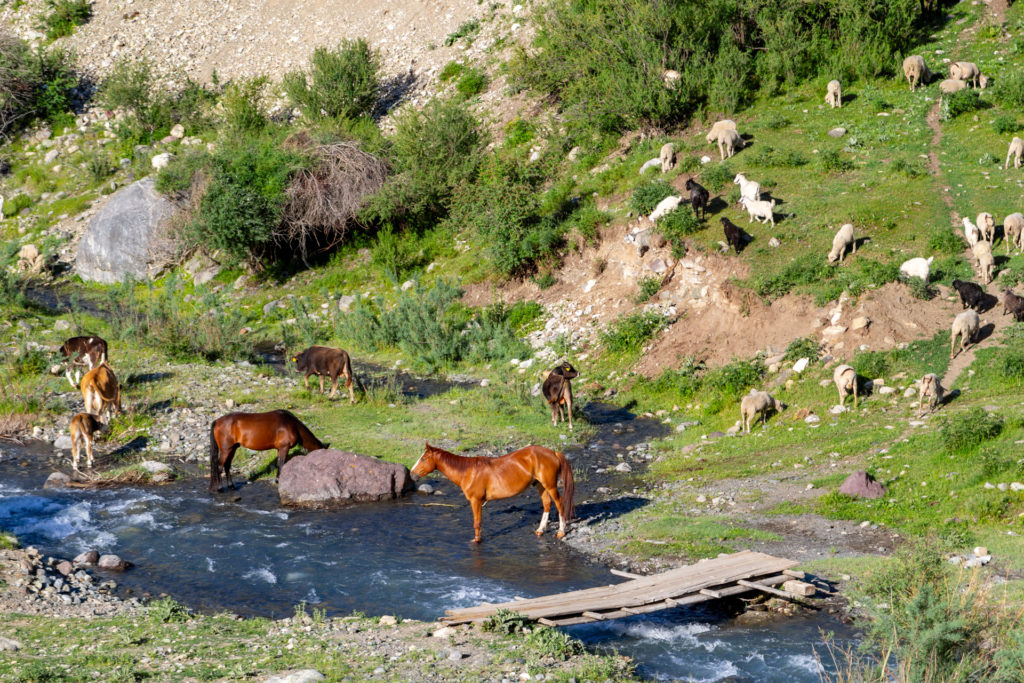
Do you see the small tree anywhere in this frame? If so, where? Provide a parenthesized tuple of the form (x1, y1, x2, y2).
(283, 39, 380, 121)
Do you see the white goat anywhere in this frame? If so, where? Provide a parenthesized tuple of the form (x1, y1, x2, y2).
(828, 223, 856, 264)
(833, 364, 858, 408)
(649, 195, 683, 223)
(825, 80, 842, 108)
(900, 256, 933, 282)
(733, 173, 761, 203)
(738, 197, 775, 227)
(962, 216, 980, 248)
(1004, 213, 1024, 254)
(917, 373, 945, 414)
(740, 391, 785, 433)
(973, 240, 994, 284)
(715, 129, 743, 160)
(977, 212, 996, 243)
(902, 55, 932, 92)
(950, 309, 980, 358)
(1006, 137, 1024, 170)
(659, 143, 676, 173)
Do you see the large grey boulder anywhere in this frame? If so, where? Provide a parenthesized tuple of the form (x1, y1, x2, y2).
(76, 177, 176, 283)
(278, 449, 415, 507)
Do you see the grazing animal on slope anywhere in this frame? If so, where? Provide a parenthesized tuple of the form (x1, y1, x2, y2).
(684, 178, 710, 219)
(738, 197, 775, 227)
(973, 240, 995, 284)
(705, 120, 737, 144)
(951, 279, 987, 311)
(1003, 213, 1024, 253)
(903, 55, 932, 91)
(1006, 137, 1024, 170)
(939, 78, 967, 95)
(962, 216, 980, 248)
(950, 309, 981, 359)
(721, 217, 746, 254)
(977, 212, 996, 244)
(900, 256, 933, 283)
(542, 362, 578, 430)
(659, 143, 676, 173)
(827, 224, 856, 264)
(209, 409, 327, 492)
(715, 128, 743, 161)
(833, 364, 858, 409)
(52, 336, 108, 389)
(733, 173, 761, 204)
(739, 391, 786, 433)
(411, 443, 575, 543)
(69, 412, 103, 472)
(291, 345, 358, 403)
(949, 61, 987, 89)
(825, 80, 842, 108)
(1003, 288, 1024, 322)
(80, 363, 120, 423)
(917, 374, 945, 414)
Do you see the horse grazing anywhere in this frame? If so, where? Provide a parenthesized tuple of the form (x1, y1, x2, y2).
(542, 362, 579, 430)
(411, 443, 575, 543)
(291, 346, 357, 403)
(208, 410, 327, 493)
(80, 362, 121, 423)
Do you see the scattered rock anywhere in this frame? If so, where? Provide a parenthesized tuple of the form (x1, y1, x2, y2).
(432, 626, 455, 638)
(43, 472, 70, 489)
(805, 414, 821, 424)
(614, 462, 632, 473)
(53, 435, 73, 450)
(0, 637, 21, 652)
(782, 580, 817, 597)
(838, 471, 888, 499)
(830, 405, 847, 415)
(851, 316, 870, 332)
(974, 546, 988, 557)
(337, 295, 356, 312)
(828, 127, 847, 138)
(379, 615, 397, 626)
(263, 670, 326, 683)
(400, 280, 415, 291)
(169, 124, 185, 139)
(878, 386, 897, 395)
(74, 550, 99, 565)
(446, 648, 464, 661)
(792, 358, 809, 373)
(139, 461, 171, 474)
(193, 266, 221, 286)
(768, 237, 781, 248)
(278, 449, 415, 507)
(417, 483, 434, 495)
(97, 554, 130, 571)
(151, 152, 174, 170)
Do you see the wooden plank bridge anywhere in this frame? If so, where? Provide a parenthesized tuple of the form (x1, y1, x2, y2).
(443, 551, 803, 627)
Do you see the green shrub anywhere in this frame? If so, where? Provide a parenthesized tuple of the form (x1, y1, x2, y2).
(282, 40, 380, 121)
(749, 146, 808, 168)
(891, 157, 925, 178)
(505, 300, 545, 330)
(482, 608, 530, 634)
(600, 311, 668, 353)
(11, 346, 48, 376)
(83, 151, 116, 182)
(929, 255, 972, 284)
(820, 148, 854, 173)
(634, 276, 662, 303)
(928, 226, 965, 255)
(147, 597, 192, 623)
(907, 275, 933, 300)
(222, 76, 268, 133)
(940, 89, 985, 121)
(99, 59, 215, 140)
(699, 162, 733, 193)
(0, 34, 77, 135)
(1001, 350, 1024, 382)
(702, 359, 764, 399)
(532, 271, 557, 289)
(154, 147, 210, 196)
(751, 252, 830, 299)
(762, 113, 790, 130)
(940, 407, 1003, 454)
(784, 336, 821, 362)
(994, 71, 1024, 109)
(438, 61, 464, 82)
(992, 115, 1021, 135)
(370, 224, 420, 283)
(38, 0, 91, 40)
(628, 178, 674, 216)
(445, 18, 480, 46)
(659, 204, 701, 257)
(456, 67, 487, 97)
(504, 117, 535, 147)
(1, 193, 33, 218)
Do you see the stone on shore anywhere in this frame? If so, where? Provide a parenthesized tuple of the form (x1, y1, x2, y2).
(278, 449, 415, 507)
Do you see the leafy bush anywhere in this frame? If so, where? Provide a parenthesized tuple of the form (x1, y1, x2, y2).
(928, 226, 965, 255)
(749, 146, 808, 168)
(929, 255, 973, 285)
(940, 407, 1003, 454)
(282, 40, 380, 121)
(533, 271, 557, 289)
(634, 276, 662, 303)
(0, 33, 77, 135)
(784, 336, 821, 362)
(445, 18, 480, 46)
(99, 59, 216, 140)
(820, 148, 854, 173)
(482, 608, 530, 634)
(699, 162, 733, 193)
(504, 117, 535, 147)
(701, 359, 764, 399)
(628, 178, 674, 216)
(751, 252, 830, 299)
(438, 61, 464, 82)
(907, 275, 933, 300)
(891, 157, 925, 178)
(939, 89, 985, 121)
(11, 346, 48, 376)
(456, 67, 488, 97)
(38, 0, 91, 40)
(83, 151, 116, 182)
(600, 311, 668, 353)
(505, 300, 545, 330)
(222, 76, 268, 133)
(147, 597, 192, 623)
(659, 204, 701, 257)
(992, 114, 1021, 135)
(993, 71, 1024, 109)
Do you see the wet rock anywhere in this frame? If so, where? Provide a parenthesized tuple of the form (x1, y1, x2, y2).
(56, 560, 73, 576)
(53, 435, 73, 450)
(263, 670, 325, 683)
(74, 550, 99, 565)
(139, 461, 171, 474)
(97, 554, 130, 571)
(838, 471, 888, 499)
(279, 449, 415, 507)
(44, 472, 71, 489)
(417, 484, 434, 495)
(614, 462, 632, 473)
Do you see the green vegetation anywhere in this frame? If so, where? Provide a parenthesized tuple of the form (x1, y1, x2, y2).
(283, 40, 381, 122)
(38, 0, 91, 40)
(0, 32, 77, 135)
(600, 311, 669, 354)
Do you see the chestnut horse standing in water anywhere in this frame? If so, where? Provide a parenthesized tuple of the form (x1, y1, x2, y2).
(209, 410, 327, 492)
(411, 443, 575, 543)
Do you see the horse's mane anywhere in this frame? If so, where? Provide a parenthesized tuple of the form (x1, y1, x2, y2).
(428, 446, 477, 474)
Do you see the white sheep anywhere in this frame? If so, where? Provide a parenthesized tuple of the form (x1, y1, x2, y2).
(827, 223, 856, 264)
(833, 364, 858, 409)
(900, 256, 933, 282)
(962, 216, 980, 248)
(1006, 137, 1023, 170)
(660, 143, 676, 173)
(973, 239, 994, 284)
(825, 80, 842, 108)
(917, 373, 945, 414)
(715, 128, 743, 160)
(938, 78, 967, 95)
(950, 309, 980, 358)
(649, 195, 683, 223)
(740, 391, 785, 433)
(977, 212, 996, 243)
(705, 119, 737, 144)
(733, 173, 761, 203)
(949, 62, 987, 89)
(1004, 213, 1024, 254)
(902, 55, 932, 92)
(738, 197, 775, 227)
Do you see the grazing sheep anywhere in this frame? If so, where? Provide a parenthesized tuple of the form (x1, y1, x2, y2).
(900, 256, 933, 282)
(962, 216, 980, 248)
(917, 373, 945, 414)
(684, 178, 710, 219)
(1006, 137, 1024, 170)
(949, 62, 986, 89)
(721, 217, 745, 254)
(973, 240, 994, 284)
(977, 212, 996, 243)
(1003, 288, 1024, 322)
(950, 309, 981, 358)
(705, 119, 738, 144)
(740, 391, 786, 433)
(951, 279, 987, 311)
(833, 364, 858, 409)
(825, 79, 842, 108)
(827, 223, 856, 264)
(733, 173, 761, 204)
(939, 78, 967, 95)
(738, 196, 775, 227)
(660, 143, 676, 173)
(649, 195, 683, 222)
(715, 128, 743, 160)
(1004, 213, 1024, 253)
(903, 55, 932, 91)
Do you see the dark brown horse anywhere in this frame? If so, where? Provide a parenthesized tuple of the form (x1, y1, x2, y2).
(209, 410, 327, 492)
(411, 443, 575, 543)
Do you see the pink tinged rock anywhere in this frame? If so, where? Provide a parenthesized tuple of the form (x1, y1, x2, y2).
(278, 449, 415, 508)
(838, 470, 888, 499)
(97, 554, 130, 571)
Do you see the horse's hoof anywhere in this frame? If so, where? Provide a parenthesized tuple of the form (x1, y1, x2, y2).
(535, 530, 544, 537)
(556, 531, 566, 539)
(472, 538, 482, 544)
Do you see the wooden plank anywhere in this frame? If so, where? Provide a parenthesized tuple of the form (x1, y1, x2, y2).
(737, 579, 808, 601)
(537, 618, 557, 626)
(700, 588, 722, 598)
(581, 611, 606, 621)
(783, 569, 806, 579)
(610, 568, 644, 580)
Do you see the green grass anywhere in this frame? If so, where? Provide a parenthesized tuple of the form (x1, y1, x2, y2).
(616, 515, 782, 561)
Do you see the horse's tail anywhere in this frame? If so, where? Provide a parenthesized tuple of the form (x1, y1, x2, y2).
(208, 419, 221, 492)
(557, 451, 575, 522)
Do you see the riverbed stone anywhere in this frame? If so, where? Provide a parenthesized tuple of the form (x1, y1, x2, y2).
(74, 550, 99, 565)
(43, 472, 70, 489)
(53, 435, 73, 450)
(278, 449, 415, 507)
(838, 470, 888, 499)
(76, 177, 176, 283)
(97, 554, 130, 571)
(263, 670, 325, 683)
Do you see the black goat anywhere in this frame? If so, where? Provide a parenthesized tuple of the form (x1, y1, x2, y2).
(684, 178, 710, 220)
(1004, 288, 1024, 322)
(951, 279, 986, 311)
(721, 217, 745, 254)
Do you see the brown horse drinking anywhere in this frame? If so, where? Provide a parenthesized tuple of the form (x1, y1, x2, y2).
(209, 410, 327, 492)
(411, 443, 575, 543)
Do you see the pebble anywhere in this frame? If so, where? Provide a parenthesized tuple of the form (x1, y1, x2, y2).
(447, 648, 464, 661)
(378, 615, 397, 626)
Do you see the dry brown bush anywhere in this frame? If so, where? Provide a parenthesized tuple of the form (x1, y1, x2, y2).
(280, 136, 388, 263)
